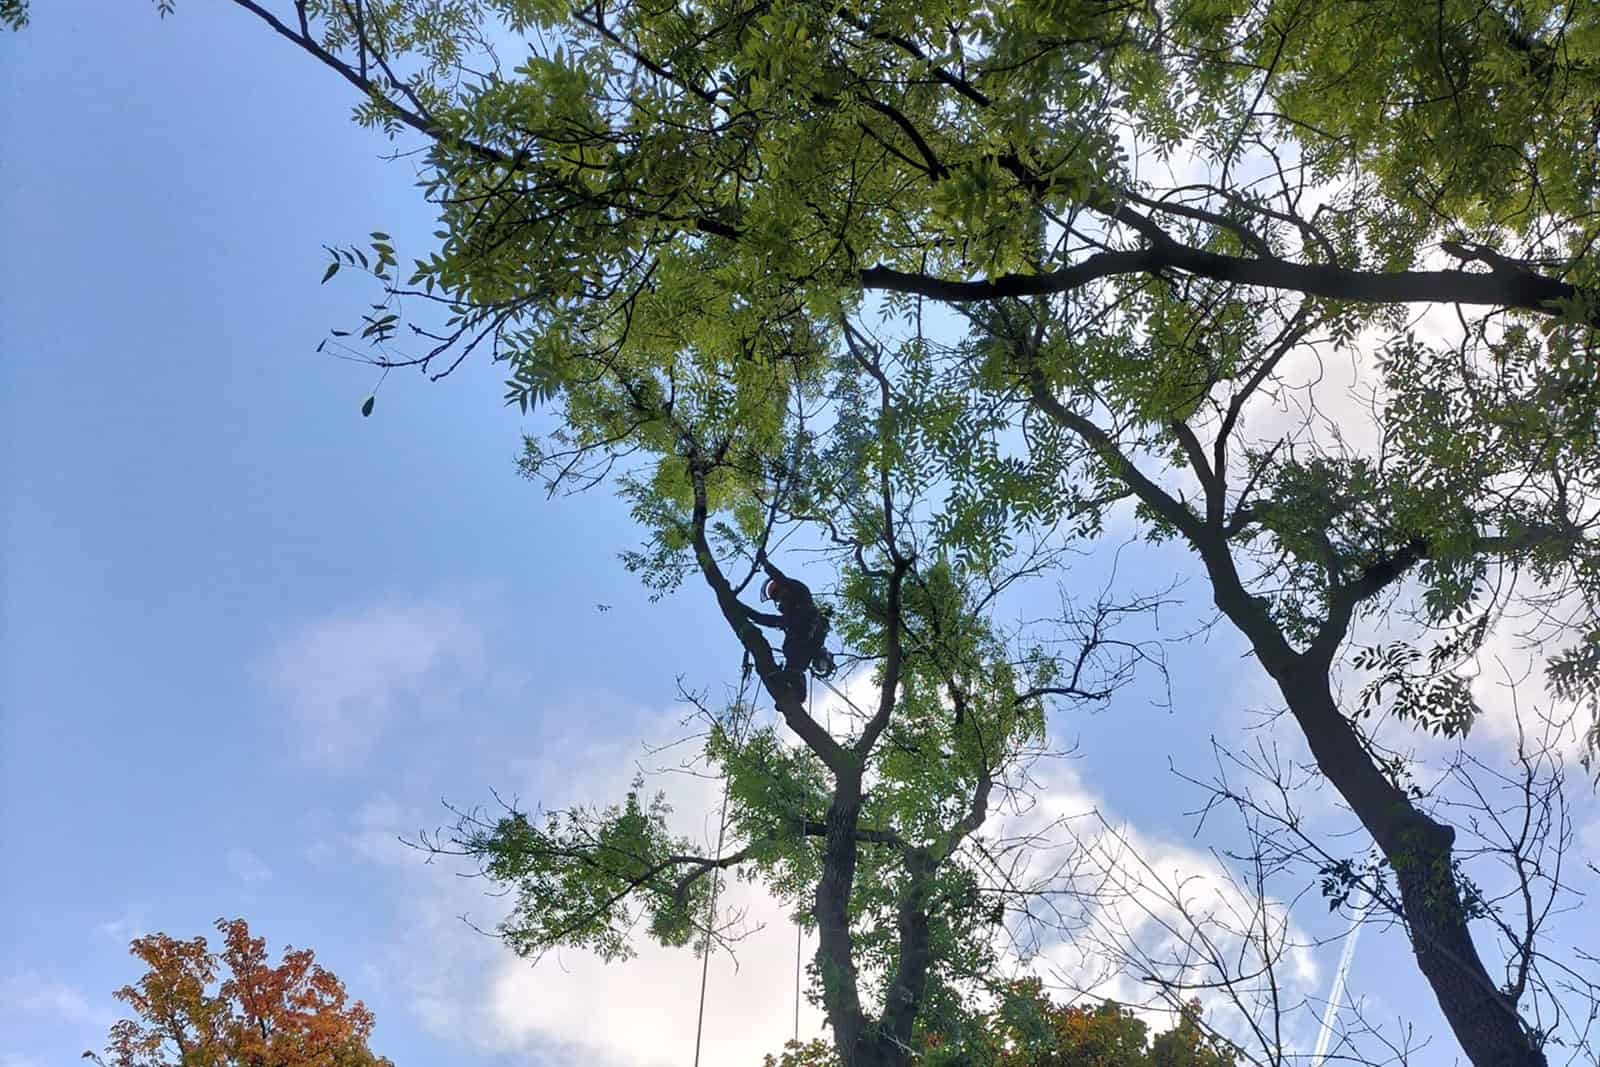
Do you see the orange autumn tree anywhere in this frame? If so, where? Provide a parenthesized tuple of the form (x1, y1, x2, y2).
(987, 981, 1235, 1067)
(84, 918, 394, 1067)
(765, 979, 1236, 1067)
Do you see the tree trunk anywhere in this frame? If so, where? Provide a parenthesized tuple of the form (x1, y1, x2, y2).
(876, 851, 935, 1065)
(1190, 533, 1545, 1066)
(811, 783, 925, 1067)
(813, 784, 875, 1065)
(1272, 660, 1546, 1067)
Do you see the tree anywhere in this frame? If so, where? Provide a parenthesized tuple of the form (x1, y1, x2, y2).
(989, 983, 1236, 1067)
(422, 455, 1163, 1065)
(85, 918, 394, 1067)
(140, 1, 1599, 1065)
(764, 980, 1237, 1066)
(1, 0, 27, 31)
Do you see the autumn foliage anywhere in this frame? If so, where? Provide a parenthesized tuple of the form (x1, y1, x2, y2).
(764, 979, 1235, 1067)
(85, 918, 393, 1067)
(985, 980, 1235, 1067)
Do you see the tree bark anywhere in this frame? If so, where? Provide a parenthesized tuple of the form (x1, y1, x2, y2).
(877, 850, 935, 1063)
(1025, 372, 1548, 1066)
(862, 244, 1585, 325)
(1246, 621, 1547, 1066)
(813, 782, 873, 1064)
(1193, 521, 1544, 1064)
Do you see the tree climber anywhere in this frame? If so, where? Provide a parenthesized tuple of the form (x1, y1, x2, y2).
(744, 552, 835, 702)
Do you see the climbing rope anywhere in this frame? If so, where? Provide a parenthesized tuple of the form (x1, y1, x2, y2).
(792, 674, 814, 1043)
(691, 765, 732, 1067)
(692, 680, 750, 1067)
(812, 673, 865, 719)
(794, 915, 802, 1043)
(694, 666, 824, 1062)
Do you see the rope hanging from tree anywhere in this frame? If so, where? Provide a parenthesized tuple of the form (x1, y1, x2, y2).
(690, 764, 732, 1067)
(691, 668, 815, 1064)
(691, 673, 747, 1067)
(792, 674, 812, 1044)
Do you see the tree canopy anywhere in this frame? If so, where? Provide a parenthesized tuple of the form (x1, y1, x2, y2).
(85, 918, 394, 1067)
(765, 980, 1237, 1066)
(120, 1, 1600, 1065)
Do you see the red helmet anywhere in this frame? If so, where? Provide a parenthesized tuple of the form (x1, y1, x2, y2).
(763, 578, 783, 602)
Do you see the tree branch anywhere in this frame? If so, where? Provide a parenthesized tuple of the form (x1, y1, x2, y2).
(864, 246, 1587, 324)
(226, 0, 497, 157)
(686, 457, 848, 774)
(1309, 536, 1431, 669)
(1169, 418, 1221, 525)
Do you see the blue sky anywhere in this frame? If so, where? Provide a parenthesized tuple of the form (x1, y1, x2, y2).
(3, 5, 1596, 1067)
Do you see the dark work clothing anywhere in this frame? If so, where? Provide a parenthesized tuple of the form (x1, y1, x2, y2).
(748, 562, 829, 696)
(781, 610, 827, 671)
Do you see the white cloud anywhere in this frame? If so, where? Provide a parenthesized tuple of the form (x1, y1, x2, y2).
(254, 589, 493, 769)
(349, 794, 434, 868)
(488, 878, 822, 1067)
(97, 914, 146, 945)
(976, 762, 1326, 1057)
(323, 671, 1334, 1066)
(806, 669, 881, 738)
(299, 794, 436, 873)
(0, 974, 109, 1029)
(225, 846, 272, 883)
(324, 698, 826, 1067)
(488, 739, 826, 1066)
(1458, 600, 1592, 764)
(1581, 815, 1600, 857)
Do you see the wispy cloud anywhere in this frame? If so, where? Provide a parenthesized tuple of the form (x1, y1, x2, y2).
(487, 717, 823, 1067)
(254, 590, 493, 769)
(1461, 600, 1593, 760)
(933, 758, 1331, 1058)
(0, 974, 110, 1029)
(321, 683, 1333, 1067)
(97, 914, 146, 946)
(226, 846, 272, 883)
(266, 603, 1336, 1067)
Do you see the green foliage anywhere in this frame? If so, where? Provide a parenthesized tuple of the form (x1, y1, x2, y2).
(1174, 0, 1600, 248)
(239, 1, 1595, 697)
(439, 533, 1078, 1024)
(192, 0, 1600, 1057)
(1350, 613, 1491, 738)
(467, 779, 708, 961)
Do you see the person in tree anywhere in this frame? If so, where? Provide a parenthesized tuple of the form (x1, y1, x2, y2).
(745, 551, 834, 701)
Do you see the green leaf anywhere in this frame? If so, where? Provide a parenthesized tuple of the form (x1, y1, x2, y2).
(361, 395, 375, 417)
(321, 261, 340, 284)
